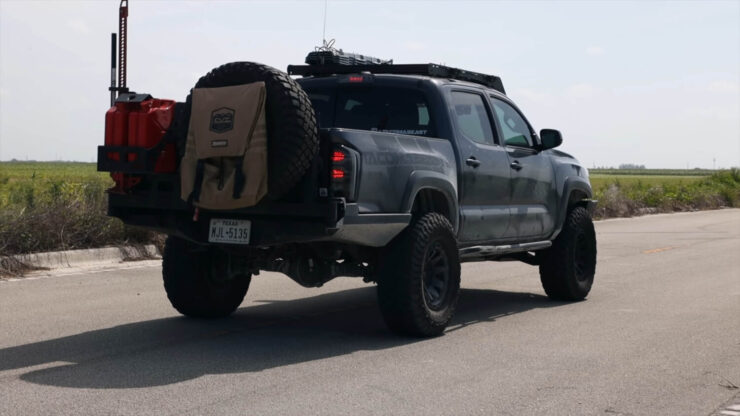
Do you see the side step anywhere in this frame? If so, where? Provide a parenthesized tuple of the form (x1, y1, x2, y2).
(459, 241, 551, 263)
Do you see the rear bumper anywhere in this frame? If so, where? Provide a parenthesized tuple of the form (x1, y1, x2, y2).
(108, 190, 409, 248)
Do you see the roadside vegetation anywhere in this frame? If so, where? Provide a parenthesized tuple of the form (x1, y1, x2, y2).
(0, 162, 160, 274)
(590, 168, 740, 218)
(1, 162, 738, 273)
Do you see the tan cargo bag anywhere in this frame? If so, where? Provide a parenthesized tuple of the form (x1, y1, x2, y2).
(180, 82, 268, 210)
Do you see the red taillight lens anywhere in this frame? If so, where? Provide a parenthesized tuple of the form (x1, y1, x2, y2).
(331, 169, 345, 179)
(330, 145, 357, 200)
(348, 76, 364, 83)
(331, 150, 346, 163)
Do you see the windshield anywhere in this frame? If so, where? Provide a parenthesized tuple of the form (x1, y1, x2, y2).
(303, 85, 436, 137)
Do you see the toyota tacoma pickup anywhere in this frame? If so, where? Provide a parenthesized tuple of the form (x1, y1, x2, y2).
(98, 47, 597, 337)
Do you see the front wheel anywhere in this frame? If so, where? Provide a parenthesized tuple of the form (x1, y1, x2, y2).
(376, 213, 461, 337)
(539, 206, 597, 300)
(162, 236, 251, 318)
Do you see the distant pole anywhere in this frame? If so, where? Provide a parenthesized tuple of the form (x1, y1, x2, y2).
(713, 157, 716, 171)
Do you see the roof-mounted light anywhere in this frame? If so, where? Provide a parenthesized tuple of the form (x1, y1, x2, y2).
(305, 39, 392, 67)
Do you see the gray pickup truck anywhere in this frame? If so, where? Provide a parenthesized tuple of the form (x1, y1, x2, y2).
(99, 55, 597, 337)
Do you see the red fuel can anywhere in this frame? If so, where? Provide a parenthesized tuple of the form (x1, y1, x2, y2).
(126, 99, 176, 168)
(104, 98, 176, 168)
(103, 96, 177, 191)
(104, 103, 130, 160)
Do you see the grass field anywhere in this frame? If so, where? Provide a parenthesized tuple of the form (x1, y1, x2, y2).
(0, 161, 108, 181)
(589, 168, 739, 218)
(589, 174, 704, 191)
(0, 162, 112, 208)
(0, 162, 157, 273)
(1, 162, 738, 269)
(589, 168, 715, 176)
(589, 168, 713, 192)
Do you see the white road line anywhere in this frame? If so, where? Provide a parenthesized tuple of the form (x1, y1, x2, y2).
(716, 397, 740, 416)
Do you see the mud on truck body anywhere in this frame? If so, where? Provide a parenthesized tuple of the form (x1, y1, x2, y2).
(98, 16, 597, 336)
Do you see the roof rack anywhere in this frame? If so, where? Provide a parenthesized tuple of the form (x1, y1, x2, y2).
(287, 63, 506, 95)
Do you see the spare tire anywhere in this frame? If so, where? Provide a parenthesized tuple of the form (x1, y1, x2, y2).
(185, 62, 318, 200)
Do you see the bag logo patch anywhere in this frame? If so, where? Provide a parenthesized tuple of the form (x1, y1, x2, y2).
(211, 139, 228, 148)
(210, 107, 235, 133)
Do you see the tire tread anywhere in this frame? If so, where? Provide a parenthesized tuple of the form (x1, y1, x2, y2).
(539, 206, 597, 301)
(162, 236, 250, 318)
(377, 213, 461, 337)
(183, 62, 319, 200)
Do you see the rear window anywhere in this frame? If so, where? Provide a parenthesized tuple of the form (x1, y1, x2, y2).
(303, 86, 436, 137)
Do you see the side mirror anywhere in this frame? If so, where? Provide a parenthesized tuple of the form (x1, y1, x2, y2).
(539, 129, 562, 150)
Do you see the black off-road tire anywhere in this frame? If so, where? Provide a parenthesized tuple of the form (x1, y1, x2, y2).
(377, 213, 461, 337)
(539, 206, 597, 301)
(186, 62, 319, 200)
(162, 236, 251, 318)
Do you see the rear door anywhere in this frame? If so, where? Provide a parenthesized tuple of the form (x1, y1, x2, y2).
(449, 89, 511, 243)
(489, 96, 556, 239)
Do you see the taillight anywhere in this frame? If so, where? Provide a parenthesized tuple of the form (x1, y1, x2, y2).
(331, 150, 345, 163)
(331, 168, 345, 179)
(330, 145, 359, 200)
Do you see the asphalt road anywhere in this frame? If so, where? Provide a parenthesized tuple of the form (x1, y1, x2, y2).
(1, 209, 739, 416)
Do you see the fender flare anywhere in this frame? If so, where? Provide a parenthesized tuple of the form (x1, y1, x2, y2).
(550, 176, 593, 240)
(401, 171, 460, 233)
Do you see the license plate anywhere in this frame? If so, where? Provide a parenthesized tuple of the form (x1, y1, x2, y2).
(208, 219, 251, 245)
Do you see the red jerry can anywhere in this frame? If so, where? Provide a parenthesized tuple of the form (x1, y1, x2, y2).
(104, 103, 130, 160)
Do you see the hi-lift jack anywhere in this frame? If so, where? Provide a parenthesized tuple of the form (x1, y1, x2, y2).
(109, 0, 130, 107)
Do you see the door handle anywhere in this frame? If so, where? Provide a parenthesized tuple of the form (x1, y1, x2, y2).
(510, 160, 523, 171)
(466, 157, 481, 168)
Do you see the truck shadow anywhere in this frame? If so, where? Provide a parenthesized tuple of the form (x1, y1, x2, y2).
(3, 287, 565, 389)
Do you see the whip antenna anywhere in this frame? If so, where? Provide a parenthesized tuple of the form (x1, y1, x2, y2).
(322, 0, 328, 45)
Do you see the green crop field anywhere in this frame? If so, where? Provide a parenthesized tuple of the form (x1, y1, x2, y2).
(588, 168, 738, 218)
(589, 174, 704, 192)
(589, 168, 715, 177)
(589, 168, 713, 191)
(0, 161, 104, 180)
(0, 162, 157, 273)
(0, 162, 112, 208)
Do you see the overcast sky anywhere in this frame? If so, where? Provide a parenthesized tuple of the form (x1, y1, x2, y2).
(1, 0, 738, 168)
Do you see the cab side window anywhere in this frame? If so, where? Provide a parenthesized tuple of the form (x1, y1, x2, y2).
(490, 98, 533, 148)
(451, 91, 495, 146)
